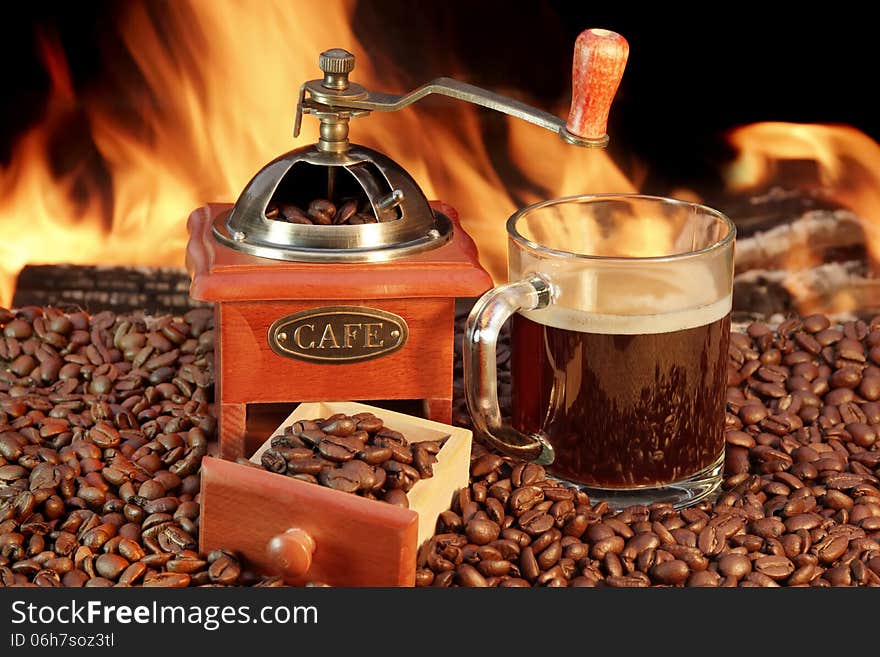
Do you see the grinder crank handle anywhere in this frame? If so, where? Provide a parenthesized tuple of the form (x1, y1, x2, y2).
(305, 28, 628, 148)
(565, 28, 629, 145)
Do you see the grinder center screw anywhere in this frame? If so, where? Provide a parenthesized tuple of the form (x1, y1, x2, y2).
(319, 49, 355, 90)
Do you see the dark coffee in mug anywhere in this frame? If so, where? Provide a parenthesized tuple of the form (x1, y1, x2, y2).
(511, 298, 730, 489)
(465, 194, 735, 507)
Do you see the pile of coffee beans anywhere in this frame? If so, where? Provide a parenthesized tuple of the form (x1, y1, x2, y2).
(252, 412, 445, 508)
(4, 305, 880, 587)
(267, 198, 386, 225)
(423, 312, 880, 587)
(0, 306, 280, 587)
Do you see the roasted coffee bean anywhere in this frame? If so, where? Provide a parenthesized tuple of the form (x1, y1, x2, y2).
(605, 574, 650, 588)
(167, 557, 208, 574)
(549, 499, 575, 527)
(537, 541, 562, 570)
(650, 559, 689, 585)
(412, 446, 438, 479)
(814, 534, 849, 564)
(518, 510, 554, 535)
(95, 553, 129, 580)
(276, 204, 307, 223)
(529, 529, 558, 555)
(802, 314, 831, 333)
(465, 518, 501, 546)
(590, 535, 624, 560)
(383, 489, 409, 508)
(320, 417, 356, 437)
(336, 460, 374, 491)
(286, 458, 325, 476)
(358, 446, 393, 465)
(688, 570, 721, 587)
(378, 440, 413, 465)
(471, 453, 504, 478)
(414, 568, 435, 587)
(162, 525, 196, 552)
(143, 572, 191, 587)
(384, 461, 420, 492)
(297, 429, 326, 447)
(318, 468, 360, 493)
(352, 414, 383, 433)
(118, 538, 146, 562)
(519, 547, 540, 581)
(317, 437, 358, 462)
(119, 562, 147, 585)
(260, 449, 287, 473)
(847, 422, 877, 448)
(271, 433, 304, 449)
(744, 571, 780, 587)
(697, 525, 725, 556)
(755, 555, 795, 580)
(307, 199, 336, 225)
(455, 563, 488, 587)
(750, 517, 785, 539)
(622, 532, 660, 559)
(509, 486, 544, 516)
(335, 200, 358, 225)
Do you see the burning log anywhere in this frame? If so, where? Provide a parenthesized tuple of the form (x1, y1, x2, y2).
(734, 208, 866, 273)
(724, 187, 880, 318)
(732, 260, 880, 318)
(12, 264, 206, 314)
(716, 187, 836, 237)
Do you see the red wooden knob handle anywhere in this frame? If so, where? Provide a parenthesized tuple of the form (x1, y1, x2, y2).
(266, 528, 316, 579)
(565, 28, 629, 141)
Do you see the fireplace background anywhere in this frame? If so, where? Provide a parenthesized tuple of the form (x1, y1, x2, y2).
(3, 1, 878, 195)
(2, 2, 880, 317)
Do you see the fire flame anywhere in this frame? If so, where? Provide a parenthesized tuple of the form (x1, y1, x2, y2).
(0, 0, 635, 307)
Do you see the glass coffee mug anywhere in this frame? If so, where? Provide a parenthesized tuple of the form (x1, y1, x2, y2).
(464, 194, 735, 508)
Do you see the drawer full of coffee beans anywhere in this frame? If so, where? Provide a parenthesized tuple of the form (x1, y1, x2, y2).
(199, 402, 471, 586)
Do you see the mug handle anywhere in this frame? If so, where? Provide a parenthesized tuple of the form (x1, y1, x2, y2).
(464, 274, 556, 465)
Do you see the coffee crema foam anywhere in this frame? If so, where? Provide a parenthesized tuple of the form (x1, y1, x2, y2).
(519, 294, 731, 335)
(515, 261, 732, 335)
